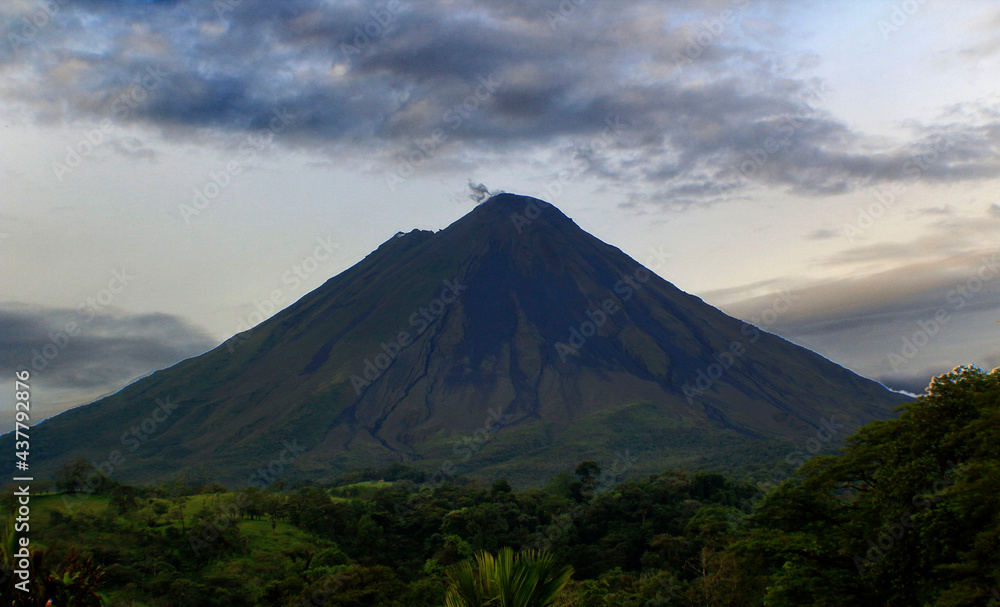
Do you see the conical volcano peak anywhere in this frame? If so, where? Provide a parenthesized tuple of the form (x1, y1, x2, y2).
(480, 192, 550, 210)
(11, 190, 909, 487)
(482, 192, 563, 215)
(461, 192, 576, 239)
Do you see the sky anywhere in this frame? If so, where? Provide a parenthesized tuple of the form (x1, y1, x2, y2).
(2, 0, 999, 428)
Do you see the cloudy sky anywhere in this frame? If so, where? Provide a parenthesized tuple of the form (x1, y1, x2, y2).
(2, 0, 999, 427)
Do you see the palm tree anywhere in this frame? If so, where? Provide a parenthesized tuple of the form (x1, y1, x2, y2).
(444, 547, 574, 607)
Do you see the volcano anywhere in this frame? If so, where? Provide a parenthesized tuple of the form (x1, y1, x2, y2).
(15, 194, 908, 486)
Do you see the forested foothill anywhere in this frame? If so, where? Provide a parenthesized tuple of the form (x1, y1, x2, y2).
(2, 366, 997, 606)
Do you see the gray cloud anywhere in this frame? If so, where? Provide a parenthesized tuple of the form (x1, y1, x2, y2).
(914, 205, 956, 217)
(3, 0, 998, 206)
(709, 217, 1000, 393)
(805, 228, 839, 241)
(718, 242, 1000, 329)
(0, 303, 216, 393)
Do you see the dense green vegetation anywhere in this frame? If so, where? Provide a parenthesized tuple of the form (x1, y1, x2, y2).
(2, 366, 997, 606)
